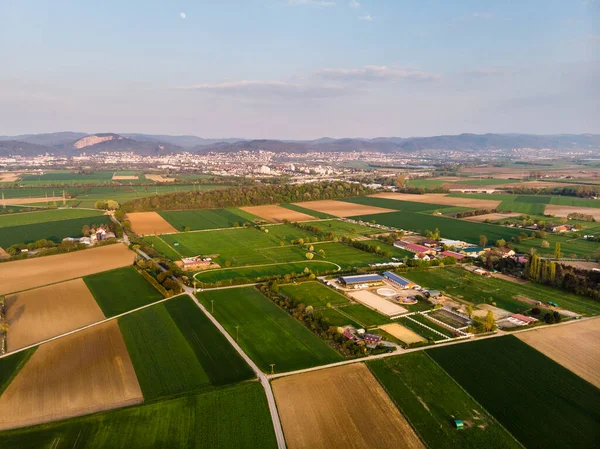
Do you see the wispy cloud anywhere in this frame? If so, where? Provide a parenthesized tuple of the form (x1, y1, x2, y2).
(359, 14, 373, 21)
(287, 0, 336, 6)
(318, 65, 440, 82)
(178, 80, 345, 99)
(349, 0, 360, 8)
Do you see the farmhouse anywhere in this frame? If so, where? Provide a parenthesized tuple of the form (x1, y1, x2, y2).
(363, 333, 383, 348)
(440, 239, 470, 248)
(552, 225, 574, 233)
(181, 257, 212, 269)
(494, 247, 516, 258)
(439, 250, 466, 260)
(383, 271, 417, 289)
(394, 240, 436, 255)
(340, 274, 384, 288)
(508, 314, 537, 326)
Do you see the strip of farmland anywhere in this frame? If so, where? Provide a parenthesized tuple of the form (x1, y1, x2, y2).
(368, 352, 522, 449)
(0, 244, 136, 295)
(195, 287, 343, 372)
(427, 336, 600, 449)
(0, 382, 277, 449)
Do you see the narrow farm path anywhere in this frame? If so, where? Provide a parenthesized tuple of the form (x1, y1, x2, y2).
(183, 287, 287, 449)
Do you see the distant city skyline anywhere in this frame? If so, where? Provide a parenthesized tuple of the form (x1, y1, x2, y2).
(1, 0, 598, 138)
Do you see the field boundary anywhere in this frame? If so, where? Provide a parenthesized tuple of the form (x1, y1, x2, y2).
(192, 260, 342, 282)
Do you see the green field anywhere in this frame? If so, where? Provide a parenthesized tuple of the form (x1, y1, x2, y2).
(318, 308, 361, 328)
(396, 317, 448, 341)
(302, 219, 380, 237)
(0, 382, 277, 449)
(280, 203, 335, 219)
(352, 210, 523, 244)
(336, 304, 391, 327)
(0, 348, 36, 396)
(512, 233, 600, 258)
(159, 208, 257, 231)
(145, 235, 183, 260)
(549, 196, 600, 208)
(196, 287, 343, 372)
(360, 239, 413, 258)
(427, 336, 600, 449)
(159, 226, 309, 265)
(341, 196, 460, 212)
(368, 352, 522, 449)
(0, 215, 111, 248)
(0, 208, 104, 228)
(312, 242, 388, 268)
(84, 267, 164, 317)
(279, 281, 349, 307)
(163, 296, 254, 385)
(193, 261, 340, 285)
(497, 200, 547, 214)
(402, 266, 600, 315)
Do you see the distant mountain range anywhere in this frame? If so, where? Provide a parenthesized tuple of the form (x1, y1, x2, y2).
(0, 132, 599, 157)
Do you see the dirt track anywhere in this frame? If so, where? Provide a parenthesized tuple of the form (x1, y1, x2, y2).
(517, 318, 600, 388)
(544, 205, 600, 221)
(240, 205, 317, 223)
(294, 200, 395, 217)
(0, 196, 63, 205)
(273, 363, 424, 449)
(349, 290, 407, 316)
(380, 323, 426, 344)
(370, 192, 501, 209)
(127, 211, 178, 235)
(0, 243, 136, 295)
(5, 279, 106, 352)
(0, 321, 143, 431)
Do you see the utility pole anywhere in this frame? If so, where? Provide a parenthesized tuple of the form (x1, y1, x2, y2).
(270, 364, 275, 375)
(235, 325, 239, 342)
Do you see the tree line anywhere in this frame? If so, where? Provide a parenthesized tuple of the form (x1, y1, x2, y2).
(122, 181, 374, 212)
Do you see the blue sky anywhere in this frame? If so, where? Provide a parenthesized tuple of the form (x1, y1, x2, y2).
(1, 0, 598, 138)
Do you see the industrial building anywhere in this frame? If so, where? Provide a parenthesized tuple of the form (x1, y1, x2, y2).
(339, 274, 384, 288)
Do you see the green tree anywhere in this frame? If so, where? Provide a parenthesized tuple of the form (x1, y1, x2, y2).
(305, 252, 314, 260)
(466, 305, 473, 318)
(554, 242, 561, 260)
(484, 310, 496, 332)
(479, 235, 488, 247)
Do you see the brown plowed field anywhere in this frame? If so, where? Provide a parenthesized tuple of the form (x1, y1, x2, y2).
(517, 318, 600, 388)
(371, 192, 501, 209)
(273, 363, 424, 449)
(294, 200, 396, 218)
(0, 173, 21, 182)
(0, 243, 135, 295)
(240, 205, 317, 223)
(462, 212, 521, 222)
(0, 196, 63, 205)
(127, 211, 178, 235)
(544, 205, 600, 221)
(5, 279, 105, 352)
(380, 323, 426, 344)
(0, 321, 143, 430)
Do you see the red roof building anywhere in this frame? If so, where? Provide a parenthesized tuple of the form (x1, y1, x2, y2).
(439, 250, 466, 260)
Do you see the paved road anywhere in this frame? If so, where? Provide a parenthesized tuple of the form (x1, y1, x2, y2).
(183, 287, 287, 449)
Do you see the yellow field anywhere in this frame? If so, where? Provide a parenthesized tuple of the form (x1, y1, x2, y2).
(127, 211, 178, 235)
(380, 323, 426, 344)
(462, 212, 521, 222)
(294, 200, 395, 217)
(348, 290, 407, 316)
(5, 279, 105, 352)
(144, 174, 175, 182)
(0, 243, 136, 295)
(517, 318, 600, 388)
(0, 196, 63, 205)
(112, 175, 139, 180)
(0, 321, 143, 430)
(240, 205, 316, 222)
(273, 363, 424, 449)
